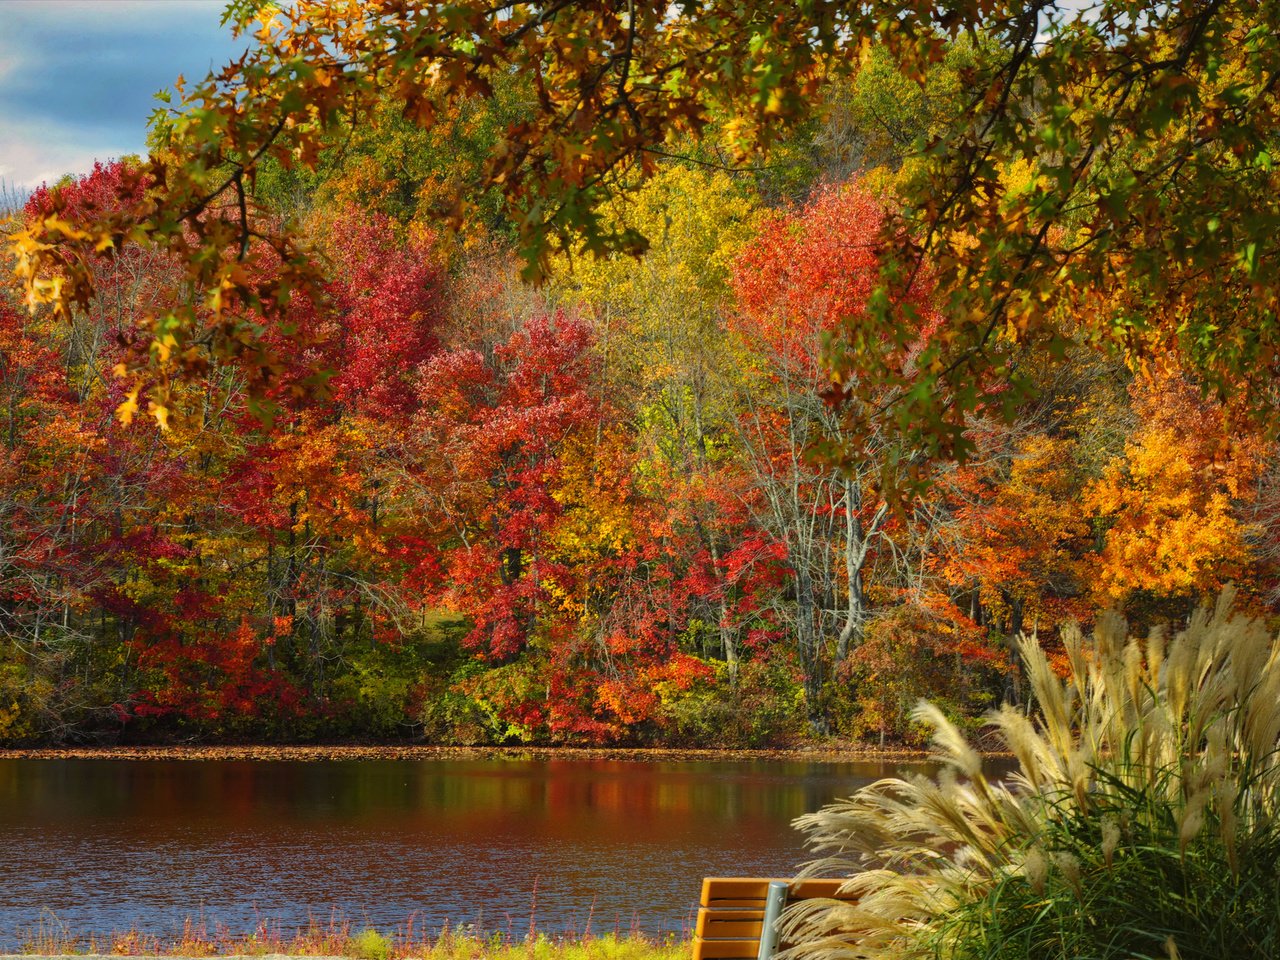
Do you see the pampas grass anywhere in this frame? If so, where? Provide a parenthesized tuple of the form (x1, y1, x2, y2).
(783, 589, 1280, 960)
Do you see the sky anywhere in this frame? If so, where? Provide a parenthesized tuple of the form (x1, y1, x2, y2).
(0, 0, 248, 193)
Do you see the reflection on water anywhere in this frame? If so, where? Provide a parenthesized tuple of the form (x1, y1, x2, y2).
(0, 757, 920, 947)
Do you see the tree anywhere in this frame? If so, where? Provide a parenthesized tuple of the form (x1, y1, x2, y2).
(823, 2, 1280, 475)
(727, 183, 933, 727)
(0, 162, 461, 742)
(940, 431, 1091, 641)
(561, 166, 762, 674)
(412, 312, 598, 663)
(1085, 365, 1269, 621)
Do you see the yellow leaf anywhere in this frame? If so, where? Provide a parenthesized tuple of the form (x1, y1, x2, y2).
(151, 403, 171, 431)
(117, 388, 141, 426)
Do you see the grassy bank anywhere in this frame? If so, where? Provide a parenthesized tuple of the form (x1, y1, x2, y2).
(13, 920, 689, 960)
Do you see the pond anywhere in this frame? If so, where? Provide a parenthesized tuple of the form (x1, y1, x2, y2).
(0, 756, 921, 948)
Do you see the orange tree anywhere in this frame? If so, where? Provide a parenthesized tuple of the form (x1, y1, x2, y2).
(1085, 365, 1269, 622)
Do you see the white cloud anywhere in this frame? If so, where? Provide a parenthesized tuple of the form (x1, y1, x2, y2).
(0, 50, 18, 85)
(4, 0, 226, 27)
(0, 117, 139, 191)
(0, 0, 243, 190)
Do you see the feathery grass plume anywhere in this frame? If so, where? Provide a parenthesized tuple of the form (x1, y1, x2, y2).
(784, 588, 1280, 960)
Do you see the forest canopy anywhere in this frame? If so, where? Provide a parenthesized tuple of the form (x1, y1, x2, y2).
(12, 0, 1280, 469)
(0, 0, 1277, 745)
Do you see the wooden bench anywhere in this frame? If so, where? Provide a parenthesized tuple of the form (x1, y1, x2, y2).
(692, 878, 856, 960)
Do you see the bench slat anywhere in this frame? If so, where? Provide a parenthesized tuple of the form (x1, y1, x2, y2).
(691, 939, 766, 960)
(694, 877, 859, 960)
(696, 910, 765, 939)
(700, 877, 854, 906)
(692, 935, 826, 960)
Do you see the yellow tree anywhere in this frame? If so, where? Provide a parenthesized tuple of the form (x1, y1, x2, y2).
(560, 166, 761, 672)
(1086, 366, 1268, 617)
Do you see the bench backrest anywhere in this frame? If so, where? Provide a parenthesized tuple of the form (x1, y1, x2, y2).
(692, 878, 856, 960)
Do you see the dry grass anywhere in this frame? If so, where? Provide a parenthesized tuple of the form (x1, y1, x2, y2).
(782, 588, 1280, 960)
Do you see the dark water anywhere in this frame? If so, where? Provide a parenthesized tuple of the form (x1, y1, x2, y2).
(0, 757, 917, 947)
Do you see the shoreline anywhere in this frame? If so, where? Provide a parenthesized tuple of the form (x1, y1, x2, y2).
(0, 743, 935, 763)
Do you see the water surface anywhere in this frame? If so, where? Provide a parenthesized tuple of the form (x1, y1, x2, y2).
(0, 756, 918, 947)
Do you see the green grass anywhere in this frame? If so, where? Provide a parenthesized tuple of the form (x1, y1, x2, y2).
(14, 917, 689, 960)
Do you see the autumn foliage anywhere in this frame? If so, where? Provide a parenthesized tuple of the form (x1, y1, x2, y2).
(1, 157, 1276, 748)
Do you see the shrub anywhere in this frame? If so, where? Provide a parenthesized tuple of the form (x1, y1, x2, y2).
(349, 927, 392, 960)
(784, 589, 1280, 960)
(828, 602, 1010, 747)
(420, 659, 546, 745)
(0, 657, 53, 744)
(420, 685, 502, 746)
(658, 658, 806, 748)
